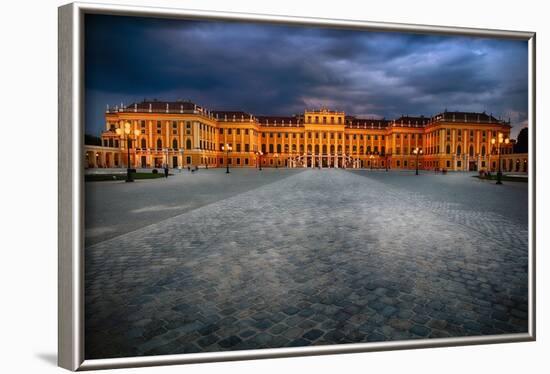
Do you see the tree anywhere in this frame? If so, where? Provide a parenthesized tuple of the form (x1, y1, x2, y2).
(514, 127, 528, 153)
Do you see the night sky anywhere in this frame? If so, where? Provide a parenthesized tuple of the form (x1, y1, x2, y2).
(85, 14, 528, 138)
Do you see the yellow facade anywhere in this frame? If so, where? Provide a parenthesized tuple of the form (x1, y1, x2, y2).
(85, 100, 526, 172)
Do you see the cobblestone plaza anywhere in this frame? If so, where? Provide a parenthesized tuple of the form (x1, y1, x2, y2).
(84, 169, 528, 359)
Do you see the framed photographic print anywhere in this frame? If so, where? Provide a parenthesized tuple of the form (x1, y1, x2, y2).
(58, 2, 536, 371)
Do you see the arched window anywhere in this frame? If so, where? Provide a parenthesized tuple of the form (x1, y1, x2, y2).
(186, 139, 192, 150)
(469, 145, 474, 157)
(172, 139, 178, 149)
(337, 145, 342, 153)
(314, 145, 320, 153)
(456, 145, 461, 155)
(446, 144, 451, 154)
(156, 138, 162, 149)
(381, 146, 385, 155)
(141, 138, 147, 149)
(481, 145, 486, 156)
(330, 145, 335, 153)
(300, 144, 304, 153)
(367, 145, 371, 154)
(307, 144, 312, 152)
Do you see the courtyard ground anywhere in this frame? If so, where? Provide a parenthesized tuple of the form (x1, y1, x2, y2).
(84, 168, 529, 359)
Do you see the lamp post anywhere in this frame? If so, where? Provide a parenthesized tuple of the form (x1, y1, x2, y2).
(491, 133, 510, 185)
(162, 147, 169, 168)
(115, 122, 140, 182)
(257, 151, 263, 170)
(369, 153, 374, 170)
(413, 147, 423, 175)
(222, 143, 232, 174)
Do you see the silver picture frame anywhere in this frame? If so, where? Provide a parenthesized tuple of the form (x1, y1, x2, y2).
(58, 2, 536, 370)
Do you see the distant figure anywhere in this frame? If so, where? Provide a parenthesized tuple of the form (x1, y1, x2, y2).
(195, 165, 199, 172)
(188, 165, 191, 171)
(164, 165, 169, 178)
(205, 164, 208, 169)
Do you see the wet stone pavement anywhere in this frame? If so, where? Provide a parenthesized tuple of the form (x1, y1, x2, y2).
(85, 169, 528, 359)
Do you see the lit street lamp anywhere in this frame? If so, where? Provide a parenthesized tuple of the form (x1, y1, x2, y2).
(115, 122, 140, 182)
(413, 147, 423, 176)
(491, 133, 510, 185)
(222, 143, 232, 174)
(257, 150, 263, 171)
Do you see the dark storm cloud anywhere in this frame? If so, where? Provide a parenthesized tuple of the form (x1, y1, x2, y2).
(85, 14, 528, 137)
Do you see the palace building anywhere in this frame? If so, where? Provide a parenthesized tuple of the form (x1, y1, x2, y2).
(84, 100, 528, 173)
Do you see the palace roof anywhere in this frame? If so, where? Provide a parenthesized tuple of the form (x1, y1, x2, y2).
(211, 111, 255, 121)
(345, 116, 392, 129)
(256, 115, 303, 127)
(432, 111, 506, 124)
(105, 100, 511, 127)
(106, 99, 204, 114)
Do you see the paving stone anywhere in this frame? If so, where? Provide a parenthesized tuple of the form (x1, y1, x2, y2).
(239, 330, 256, 338)
(366, 332, 387, 342)
(218, 335, 242, 348)
(282, 306, 300, 316)
(282, 327, 304, 340)
(303, 329, 324, 341)
(197, 334, 219, 348)
(84, 169, 528, 359)
(287, 338, 311, 347)
(410, 325, 431, 337)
